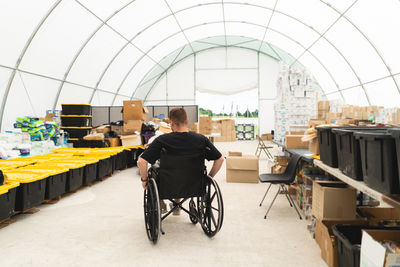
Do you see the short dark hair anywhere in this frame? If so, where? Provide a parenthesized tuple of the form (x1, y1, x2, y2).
(169, 108, 188, 126)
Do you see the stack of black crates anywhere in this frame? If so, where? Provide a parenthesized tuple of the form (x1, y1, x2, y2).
(60, 104, 93, 147)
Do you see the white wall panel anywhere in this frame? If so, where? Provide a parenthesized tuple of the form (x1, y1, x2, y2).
(326, 19, 389, 82)
(98, 45, 143, 93)
(107, 0, 171, 39)
(91, 90, 114, 106)
(226, 47, 257, 68)
(259, 99, 275, 134)
(147, 76, 167, 101)
(68, 26, 126, 88)
(364, 78, 400, 108)
(347, 0, 400, 73)
(259, 54, 279, 99)
(341, 86, 369, 106)
(113, 95, 130, 106)
(19, 0, 99, 79)
(0, 0, 54, 67)
(2, 72, 60, 130)
(196, 48, 226, 69)
(167, 57, 195, 100)
(309, 38, 359, 89)
(56, 83, 93, 108)
(78, 0, 132, 20)
(118, 56, 155, 96)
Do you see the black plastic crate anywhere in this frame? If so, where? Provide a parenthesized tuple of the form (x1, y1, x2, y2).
(97, 158, 112, 179)
(66, 167, 84, 192)
(0, 187, 17, 220)
(389, 128, 400, 190)
(317, 126, 340, 167)
(45, 172, 67, 200)
(61, 104, 91, 115)
(83, 163, 98, 185)
(61, 115, 92, 127)
(68, 139, 110, 148)
(61, 127, 91, 139)
(354, 131, 399, 195)
(332, 225, 400, 267)
(333, 127, 389, 181)
(15, 179, 46, 211)
(115, 150, 128, 170)
(127, 148, 144, 168)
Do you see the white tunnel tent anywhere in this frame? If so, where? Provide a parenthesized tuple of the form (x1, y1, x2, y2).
(1, 0, 400, 131)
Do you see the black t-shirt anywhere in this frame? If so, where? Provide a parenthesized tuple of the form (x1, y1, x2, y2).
(140, 132, 222, 164)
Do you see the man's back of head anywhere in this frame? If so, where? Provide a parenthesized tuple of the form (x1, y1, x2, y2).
(169, 108, 188, 132)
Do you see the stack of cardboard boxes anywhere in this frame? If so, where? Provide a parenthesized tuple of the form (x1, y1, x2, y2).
(199, 116, 212, 135)
(199, 116, 236, 142)
(214, 119, 236, 142)
(115, 100, 147, 147)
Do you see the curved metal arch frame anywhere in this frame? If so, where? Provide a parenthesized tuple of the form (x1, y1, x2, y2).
(53, 0, 168, 109)
(140, 45, 285, 103)
(319, 0, 400, 98)
(51, 0, 138, 110)
(0, 0, 62, 131)
(129, 20, 343, 102)
(1, 0, 396, 129)
(98, 1, 380, 105)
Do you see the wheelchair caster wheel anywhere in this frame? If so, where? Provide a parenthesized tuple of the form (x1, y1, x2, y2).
(189, 199, 198, 224)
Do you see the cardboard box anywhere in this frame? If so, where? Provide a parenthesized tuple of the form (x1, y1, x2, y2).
(107, 137, 121, 147)
(83, 133, 104, 140)
(261, 133, 273, 141)
(123, 100, 148, 121)
(111, 125, 131, 136)
(312, 181, 357, 220)
(124, 120, 143, 133)
(318, 101, 330, 111)
(309, 119, 326, 128)
(326, 113, 342, 122)
(189, 122, 199, 133)
(285, 135, 308, 149)
(211, 121, 222, 134)
(315, 219, 367, 267)
(361, 229, 400, 267)
(226, 153, 259, 183)
(94, 125, 111, 133)
(159, 125, 172, 134)
(120, 134, 142, 146)
(308, 137, 320, 154)
(229, 151, 242, 156)
(199, 116, 212, 135)
(358, 207, 400, 226)
(275, 156, 290, 166)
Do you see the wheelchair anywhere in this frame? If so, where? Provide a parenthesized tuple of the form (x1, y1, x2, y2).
(143, 152, 224, 244)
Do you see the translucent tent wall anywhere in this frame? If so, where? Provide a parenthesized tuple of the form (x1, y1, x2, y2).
(1, 0, 400, 130)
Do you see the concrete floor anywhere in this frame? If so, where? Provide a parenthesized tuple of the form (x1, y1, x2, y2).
(0, 141, 326, 267)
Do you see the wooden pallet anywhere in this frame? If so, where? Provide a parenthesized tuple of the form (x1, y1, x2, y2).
(0, 217, 16, 229)
(43, 196, 61, 204)
(14, 207, 40, 215)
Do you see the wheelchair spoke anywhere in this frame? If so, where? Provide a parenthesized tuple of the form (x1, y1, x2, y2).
(210, 191, 217, 202)
(210, 210, 217, 229)
(211, 206, 219, 212)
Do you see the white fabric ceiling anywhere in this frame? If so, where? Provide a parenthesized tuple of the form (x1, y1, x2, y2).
(1, 0, 400, 129)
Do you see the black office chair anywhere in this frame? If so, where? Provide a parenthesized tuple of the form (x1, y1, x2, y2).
(144, 151, 224, 244)
(258, 154, 302, 220)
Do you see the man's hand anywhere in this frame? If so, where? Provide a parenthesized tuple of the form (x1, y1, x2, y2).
(138, 157, 150, 190)
(142, 180, 148, 190)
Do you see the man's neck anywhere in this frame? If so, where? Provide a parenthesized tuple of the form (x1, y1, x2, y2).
(174, 126, 189, 133)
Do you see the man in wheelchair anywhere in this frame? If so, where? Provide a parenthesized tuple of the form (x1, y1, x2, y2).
(138, 108, 225, 243)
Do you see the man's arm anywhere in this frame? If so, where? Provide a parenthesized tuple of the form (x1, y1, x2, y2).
(208, 156, 224, 178)
(138, 157, 149, 189)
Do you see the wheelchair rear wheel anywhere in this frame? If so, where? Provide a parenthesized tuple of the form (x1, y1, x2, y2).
(189, 199, 198, 224)
(144, 178, 161, 244)
(198, 176, 224, 237)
